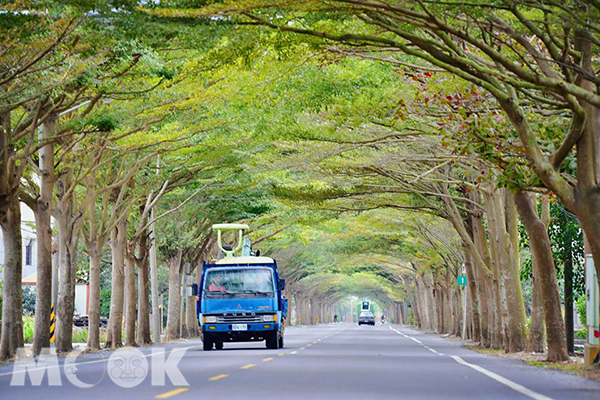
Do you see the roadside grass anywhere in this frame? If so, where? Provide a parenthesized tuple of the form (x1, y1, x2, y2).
(22, 315, 108, 344)
(463, 343, 600, 381)
(70, 328, 108, 343)
(524, 360, 588, 375)
(463, 344, 504, 355)
(524, 360, 600, 381)
(23, 315, 35, 344)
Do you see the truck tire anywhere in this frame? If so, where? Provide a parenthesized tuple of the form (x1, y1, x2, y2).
(278, 333, 284, 349)
(203, 335, 213, 351)
(215, 342, 223, 350)
(265, 332, 278, 349)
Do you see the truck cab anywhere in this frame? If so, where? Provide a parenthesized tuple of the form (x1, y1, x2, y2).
(197, 224, 288, 351)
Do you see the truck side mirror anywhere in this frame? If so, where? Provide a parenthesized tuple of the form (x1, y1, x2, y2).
(192, 283, 198, 296)
(278, 278, 286, 291)
(282, 297, 288, 318)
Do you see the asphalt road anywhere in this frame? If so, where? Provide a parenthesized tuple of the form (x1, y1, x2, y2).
(1, 323, 600, 399)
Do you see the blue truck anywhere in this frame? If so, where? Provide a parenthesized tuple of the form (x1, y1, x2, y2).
(196, 224, 288, 351)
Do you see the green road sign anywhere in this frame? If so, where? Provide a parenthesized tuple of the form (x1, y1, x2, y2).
(457, 275, 467, 286)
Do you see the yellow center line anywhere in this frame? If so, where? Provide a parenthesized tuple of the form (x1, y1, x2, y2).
(241, 363, 256, 370)
(262, 357, 274, 362)
(209, 373, 229, 381)
(300, 347, 306, 350)
(155, 387, 189, 399)
(278, 353, 285, 357)
(306, 344, 312, 347)
(290, 351, 298, 355)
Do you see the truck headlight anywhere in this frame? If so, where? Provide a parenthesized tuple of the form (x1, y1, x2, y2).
(262, 314, 277, 322)
(204, 316, 217, 323)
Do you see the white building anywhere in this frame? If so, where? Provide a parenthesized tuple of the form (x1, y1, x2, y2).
(0, 203, 38, 281)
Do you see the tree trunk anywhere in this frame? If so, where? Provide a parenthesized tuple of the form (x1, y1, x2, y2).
(55, 172, 80, 354)
(33, 117, 55, 354)
(572, 34, 600, 290)
(425, 275, 437, 330)
(514, 190, 569, 362)
(297, 296, 303, 324)
(503, 190, 527, 352)
(453, 287, 462, 337)
(106, 219, 127, 348)
(434, 285, 444, 333)
(166, 255, 182, 341)
(87, 246, 102, 350)
(124, 254, 137, 347)
(467, 290, 475, 339)
(484, 188, 507, 350)
(578, 204, 600, 290)
(185, 292, 199, 337)
(149, 208, 161, 343)
(179, 268, 186, 337)
(528, 198, 545, 353)
(414, 278, 428, 329)
(402, 275, 421, 328)
(481, 275, 494, 347)
(416, 276, 435, 330)
(297, 297, 304, 324)
(310, 298, 317, 324)
(0, 199, 24, 360)
(463, 249, 482, 343)
(528, 269, 545, 353)
(471, 214, 492, 347)
(137, 253, 152, 345)
(447, 286, 456, 335)
(134, 211, 151, 345)
(303, 298, 310, 324)
(83, 181, 106, 351)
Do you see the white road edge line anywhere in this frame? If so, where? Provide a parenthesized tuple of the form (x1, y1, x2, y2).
(424, 346, 442, 356)
(0, 345, 202, 378)
(388, 326, 551, 399)
(450, 355, 553, 400)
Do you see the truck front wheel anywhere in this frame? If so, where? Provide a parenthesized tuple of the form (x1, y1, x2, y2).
(203, 335, 213, 351)
(266, 332, 278, 349)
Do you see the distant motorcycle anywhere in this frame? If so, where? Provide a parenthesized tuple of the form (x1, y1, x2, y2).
(380, 315, 386, 324)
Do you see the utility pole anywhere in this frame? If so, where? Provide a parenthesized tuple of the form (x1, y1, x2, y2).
(150, 156, 161, 343)
(461, 263, 468, 340)
(584, 234, 599, 365)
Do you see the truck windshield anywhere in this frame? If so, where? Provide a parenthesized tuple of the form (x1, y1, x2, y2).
(203, 267, 275, 299)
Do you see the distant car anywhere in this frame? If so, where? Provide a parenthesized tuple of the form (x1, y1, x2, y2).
(358, 311, 375, 326)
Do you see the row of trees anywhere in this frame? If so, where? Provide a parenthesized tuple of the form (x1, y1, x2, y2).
(0, 1, 275, 359)
(202, 0, 600, 279)
(1, 0, 595, 366)
(156, 0, 598, 362)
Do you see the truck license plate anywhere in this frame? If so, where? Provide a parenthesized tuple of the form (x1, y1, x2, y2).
(232, 324, 248, 331)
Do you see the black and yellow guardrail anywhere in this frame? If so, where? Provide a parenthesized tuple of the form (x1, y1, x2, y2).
(50, 303, 56, 343)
